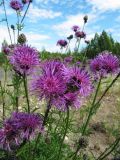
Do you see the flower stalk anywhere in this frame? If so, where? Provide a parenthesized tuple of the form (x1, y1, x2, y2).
(57, 105, 69, 160)
(23, 74, 30, 113)
(2, 0, 12, 44)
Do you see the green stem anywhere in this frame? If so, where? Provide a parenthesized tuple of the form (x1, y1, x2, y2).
(56, 105, 69, 160)
(23, 74, 30, 113)
(54, 111, 62, 134)
(13, 29, 16, 44)
(43, 102, 51, 126)
(77, 38, 81, 52)
(72, 147, 80, 160)
(32, 101, 51, 160)
(96, 137, 120, 160)
(65, 40, 70, 53)
(82, 46, 89, 64)
(71, 78, 102, 160)
(95, 72, 120, 106)
(82, 76, 102, 135)
(2, 0, 12, 44)
(16, 11, 20, 42)
(4, 68, 7, 89)
(76, 22, 85, 53)
(21, 2, 31, 24)
(0, 82, 5, 121)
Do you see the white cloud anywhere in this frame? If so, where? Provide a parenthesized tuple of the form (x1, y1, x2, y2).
(27, 4, 62, 22)
(35, 0, 59, 4)
(52, 13, 98, 37)
(26, 32, 50, 41)
(87, 0, 120, 11)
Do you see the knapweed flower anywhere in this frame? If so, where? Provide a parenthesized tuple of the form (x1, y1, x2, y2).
(9, 45, 39, 75)
(57, 40, 68, 48)
(2, 44, 11, 55)
(75, 31, 86, 39)
(31, 60, 66, 101)
(10, 0, 23, 11)
(11, 112, 43, 140)
(54, 66, 92, 110)
(0, 112, 43, 151)
(72, 25, 80, 32)
(52, 92, 81, 111)
(64, 56, 73, 63)
(63, 66, 92, 96)
(76, 61, 81, 66)
(0, 120, 21, 151)
(90, 51, 119, 76)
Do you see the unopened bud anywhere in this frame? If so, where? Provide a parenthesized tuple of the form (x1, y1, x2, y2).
(78, 136, 88, 149)
(11, 25, 15, 30)
(67, 35, 73, 40)
(18, 33, 27, 44)
(83, 15, 88, 23)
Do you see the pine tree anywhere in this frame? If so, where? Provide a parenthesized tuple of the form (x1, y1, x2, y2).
(83, 30, 120, 58)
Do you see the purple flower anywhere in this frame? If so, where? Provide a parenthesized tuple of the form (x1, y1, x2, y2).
(62, 66, 92, 96)
(52, 66, 92, 111)
(52, 92, 81, 111)
(90, 51, 120, 76)
(57, 40, 68, 48)
(2, 45, 11, 55)
(10, 0, 23, 11)
(72, 25, 80, 32)
(90, 57, 102, 73)
(9, 45, 40, 75)
(76, 61, 81, 66)
(0, 112, 43, 151)
(0, 121, 21, 151)
(75, 31, 86, 39)
(64, 56, 73, 63)
(31, 61, 92, 111)
(11, 112, 43, 140)
(31, 60, 66, 101)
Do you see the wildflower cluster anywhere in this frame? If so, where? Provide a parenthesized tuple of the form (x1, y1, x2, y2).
(90, 51, 119, 77)
(31, 60, 92, 111)
(10, 0, 32, 11)
(57, 15, 89, 52)
(0, 1, 120, 160)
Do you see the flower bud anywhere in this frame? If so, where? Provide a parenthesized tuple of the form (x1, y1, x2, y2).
(67, 35, 73, 40)
(11, 25, 15, 30)
(22, 0, 32, 4)
(83, 15, 88, 23)
(78, 136, 88, 149)
(18, 33, 27, 44)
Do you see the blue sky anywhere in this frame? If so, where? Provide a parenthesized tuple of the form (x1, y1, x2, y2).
(0, 0, 120, 52)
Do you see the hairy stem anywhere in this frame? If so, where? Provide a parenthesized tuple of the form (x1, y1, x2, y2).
(0, 82, 5, 121)
(2, 0, 12, 44)
(21, 2, 31, 24)
(23, 74, 30, 113)
(82, 76, 102, 135)
(56, 105, 69, 160)
(96, 137, 120, 160)
(32, 101, 51, 160)
(16, 11, 20, 41)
